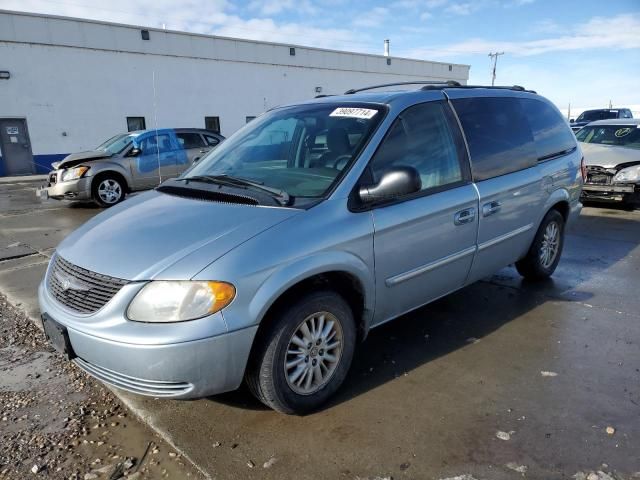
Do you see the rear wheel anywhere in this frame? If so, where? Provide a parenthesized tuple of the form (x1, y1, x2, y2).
(92, 175, 125, 207)
(516, 209, 565, 280)
(245, 290, 356, 415)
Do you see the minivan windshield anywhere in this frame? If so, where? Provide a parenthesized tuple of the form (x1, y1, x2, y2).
(96, 134, 135, 155)
(575, 125, 640, 150)
(184, 103, 385, 206)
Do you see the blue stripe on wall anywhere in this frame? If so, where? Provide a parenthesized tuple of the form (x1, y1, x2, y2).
(0, 153, 68, 177)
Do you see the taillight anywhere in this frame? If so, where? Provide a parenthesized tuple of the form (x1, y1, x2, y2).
(580, 156, 586, 182)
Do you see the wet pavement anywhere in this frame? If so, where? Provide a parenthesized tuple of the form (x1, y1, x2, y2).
(0, 179, 639, 479)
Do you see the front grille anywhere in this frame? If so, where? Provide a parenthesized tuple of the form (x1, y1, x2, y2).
(74, 358, 193, 397)
(47, 255, 128, 314)
(586, 166, 613, 185)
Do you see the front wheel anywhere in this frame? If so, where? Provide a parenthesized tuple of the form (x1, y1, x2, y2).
(245, 291, 356, 415)
(92, 176, 125, 207)
(516, 209, 565, 280)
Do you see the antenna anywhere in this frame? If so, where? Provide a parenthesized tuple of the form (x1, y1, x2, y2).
(152, 70, 162, 183)
(488, 51, 505, 86)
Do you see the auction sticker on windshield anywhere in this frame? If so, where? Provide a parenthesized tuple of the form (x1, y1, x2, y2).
(330, 107, 378, 119)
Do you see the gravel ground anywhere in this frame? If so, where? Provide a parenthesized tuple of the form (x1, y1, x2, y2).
(0, 295, 203, 480)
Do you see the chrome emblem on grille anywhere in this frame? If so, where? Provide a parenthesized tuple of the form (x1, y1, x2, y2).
(54, 271, 91, 292)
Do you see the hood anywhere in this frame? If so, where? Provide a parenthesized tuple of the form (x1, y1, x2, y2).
(54, 150, 114, 170)
(56, 190, 300, 281)
(580, 143, 640, 168)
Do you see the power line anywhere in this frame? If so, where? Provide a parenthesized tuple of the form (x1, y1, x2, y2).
(488, 51, 504, 86)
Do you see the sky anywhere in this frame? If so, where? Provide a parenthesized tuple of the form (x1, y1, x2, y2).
(1, 0, 638, 113)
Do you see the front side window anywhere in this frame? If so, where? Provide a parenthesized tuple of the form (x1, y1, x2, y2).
(138, 133, 173, 154)
(452, 97, 537, 181)
(369, 101, 464, 192)
(185, 103, 385, 206)
(521, 98, 576, 160)
(575, 125, 640, 150)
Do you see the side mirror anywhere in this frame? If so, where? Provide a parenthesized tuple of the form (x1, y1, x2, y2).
(569, 118, 575, 123)
(358, 166, 421, 204)
(128, 147, 141, 157)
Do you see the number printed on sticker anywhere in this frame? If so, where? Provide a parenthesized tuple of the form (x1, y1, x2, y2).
(330, 107, 378, 119)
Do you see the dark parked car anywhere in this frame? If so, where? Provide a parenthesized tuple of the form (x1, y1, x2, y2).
(570, 108, 633, 132)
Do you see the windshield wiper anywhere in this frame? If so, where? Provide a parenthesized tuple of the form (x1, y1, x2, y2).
(178, 174, 291, 206)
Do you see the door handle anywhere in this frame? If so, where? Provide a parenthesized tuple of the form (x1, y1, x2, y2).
(199, 149, 209, 153)
(454, 208, 476, 226)
(482, 201, 502, 217)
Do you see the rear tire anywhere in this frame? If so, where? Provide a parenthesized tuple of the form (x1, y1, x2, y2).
(92, 175, 125, 208)
(245, 290, 356, 415)
(516, 209, 565, 280)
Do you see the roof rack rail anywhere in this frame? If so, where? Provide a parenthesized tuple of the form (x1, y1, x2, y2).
(314, 94, 335, 98)
(421, 84, 537, 94)
(344, 80, 461, 95)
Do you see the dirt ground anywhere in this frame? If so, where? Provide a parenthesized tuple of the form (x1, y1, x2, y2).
(0, 294, 202, 480)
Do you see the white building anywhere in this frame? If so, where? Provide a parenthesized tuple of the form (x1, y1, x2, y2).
(0, 9, 470, 176)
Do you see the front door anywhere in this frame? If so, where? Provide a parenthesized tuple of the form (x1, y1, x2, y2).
(0, 118, 35, 176)
(366, 100, 479, 325)
(131, 131, 180, 188)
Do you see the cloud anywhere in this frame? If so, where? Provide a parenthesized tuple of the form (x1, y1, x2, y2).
(352, 6, 390, 28)
(402, 13, 640, 58)
(247, 0, 317, 16)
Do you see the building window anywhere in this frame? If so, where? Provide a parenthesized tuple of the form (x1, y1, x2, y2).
(449, 65, 453, 71)
(141, 29, 150, 40)
(289, 47, 296, 56)
(386, 58, 391, 65)
(246, 116, 256, 124)
(205, 116, 221, 134)
(127, 117, 146, 132)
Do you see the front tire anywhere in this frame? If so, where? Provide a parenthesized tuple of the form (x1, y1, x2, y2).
(245, 290, 356, 415)
(516, 209, 565, 280)
(92, 175, 125, 208)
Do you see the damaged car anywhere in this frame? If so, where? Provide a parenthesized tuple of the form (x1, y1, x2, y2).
(577, 119, 640, 207)
(38, 128, 224, 207)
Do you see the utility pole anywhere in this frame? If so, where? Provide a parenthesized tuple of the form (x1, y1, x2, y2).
(488, 51, 505, 86)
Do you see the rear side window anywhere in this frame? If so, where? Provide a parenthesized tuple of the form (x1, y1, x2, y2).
(452, 97, 537, 181)
(520, 98, 576, 161)
(176, 132, 205, 149)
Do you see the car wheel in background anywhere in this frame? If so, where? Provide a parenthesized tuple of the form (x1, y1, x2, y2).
(92, 175, 125, 208)
(245, 290, 356, 415)
(516, 209, 565, 280)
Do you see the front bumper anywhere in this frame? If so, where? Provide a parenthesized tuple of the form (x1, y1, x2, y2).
(38, 279, 257, 399)
(38, 175, 92, 201)
(581, 183, 639, 203)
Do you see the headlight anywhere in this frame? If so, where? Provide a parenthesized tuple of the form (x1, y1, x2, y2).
(60, 166, 89, 182)
(612, 165, 640, 183)
(127, 281, 235, 323)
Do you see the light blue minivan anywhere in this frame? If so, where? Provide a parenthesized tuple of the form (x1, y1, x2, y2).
(39, 82, 583, 414)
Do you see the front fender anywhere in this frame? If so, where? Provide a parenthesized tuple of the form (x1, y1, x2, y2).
(86, 161, 133, 188)
(248, 250, 375, 334)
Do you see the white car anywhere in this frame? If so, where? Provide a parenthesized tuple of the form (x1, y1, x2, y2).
(577, 119, 640, 207)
